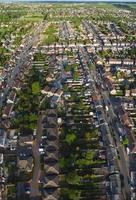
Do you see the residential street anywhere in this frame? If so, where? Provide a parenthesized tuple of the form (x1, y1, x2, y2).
(0, 3, 136, 200)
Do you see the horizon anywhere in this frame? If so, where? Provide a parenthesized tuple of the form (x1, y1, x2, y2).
(0, 0, 136, 2)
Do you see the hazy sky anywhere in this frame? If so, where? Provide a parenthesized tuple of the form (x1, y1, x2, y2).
(0, 0, 136, 3)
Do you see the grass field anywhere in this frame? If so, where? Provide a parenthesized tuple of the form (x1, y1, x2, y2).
(32, 81, 40, 95)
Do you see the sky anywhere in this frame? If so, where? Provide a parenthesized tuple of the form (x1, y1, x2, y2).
(0, 0, 136, 3)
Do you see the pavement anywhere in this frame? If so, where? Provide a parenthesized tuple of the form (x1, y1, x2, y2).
(95, 62, 131, 199)
(0, 21, 47, 109)
(79, 46, 131, 200)
(30, 115, 42, 198)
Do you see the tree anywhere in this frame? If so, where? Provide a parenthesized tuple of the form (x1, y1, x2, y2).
(60, 188, 81, 200)
(65, 133, 77, 145)
(66, 171, 80, 185)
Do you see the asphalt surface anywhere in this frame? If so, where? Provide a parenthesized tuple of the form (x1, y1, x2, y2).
(95, 64, 131, 199)
(79, 46, 130, 200)
(30, 115, 42, 198)
(0, 22, 46, 108)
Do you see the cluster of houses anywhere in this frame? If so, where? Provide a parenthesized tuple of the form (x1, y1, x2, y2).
(0, 38, 135, 199)
(97, 57, 136, 199)
(41, 109, 59, 200)
(0, 3, 136, 199)
(59, 21, 75, 42)
(101, 58, 136, 130)
(60, 46, 123, 199)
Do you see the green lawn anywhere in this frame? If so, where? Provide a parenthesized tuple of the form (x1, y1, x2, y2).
(122, 137, 129, 145)
(32, 81, 40, 95)
(65, 133, 77, 145)
(41, 23, 59, 45)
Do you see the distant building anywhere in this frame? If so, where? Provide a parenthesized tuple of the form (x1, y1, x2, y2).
(0, 129, 6, 148)
(0, 154, 3, 164)
(18, 157, 33, 173)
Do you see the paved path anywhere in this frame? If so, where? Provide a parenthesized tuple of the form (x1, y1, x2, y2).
(30, 115, 42, 198)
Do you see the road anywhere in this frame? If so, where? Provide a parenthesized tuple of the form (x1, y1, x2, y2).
(0, 21, 47, 108)
(79, 46, 130, 200)
(94, 58, 131, 199)
(30, 115, 42, 198)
